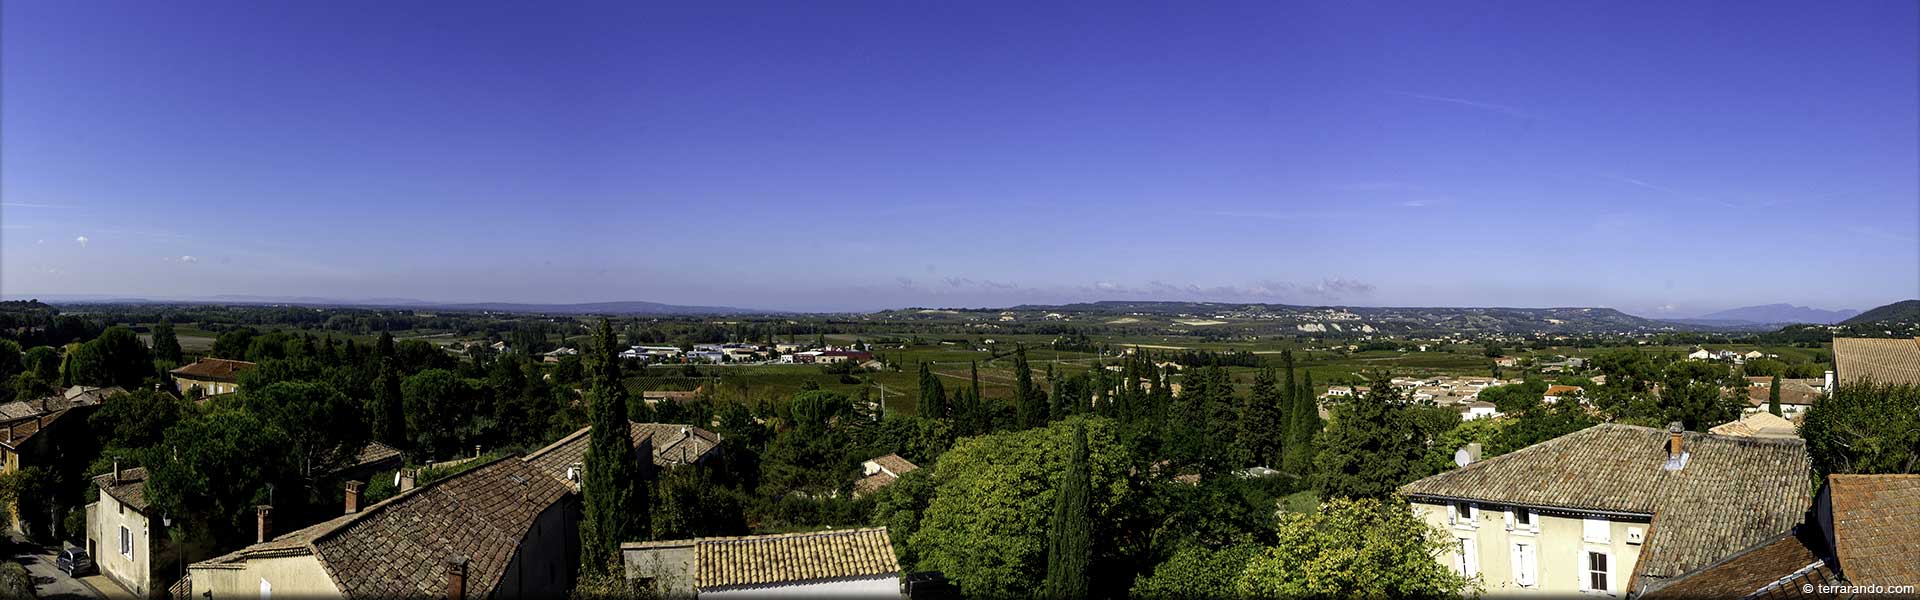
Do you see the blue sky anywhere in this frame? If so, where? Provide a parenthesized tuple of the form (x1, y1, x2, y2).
(3, 1, 1916, 314)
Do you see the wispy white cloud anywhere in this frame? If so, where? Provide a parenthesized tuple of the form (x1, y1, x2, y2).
(74, 235, 89, 247)
(1392, 91, 1535, 119)
(1401, 200, 1431, 208)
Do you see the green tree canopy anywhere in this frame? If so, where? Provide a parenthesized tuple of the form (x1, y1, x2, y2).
(1235, 496, 1477, 599)
(1801, 382, 1920, 479)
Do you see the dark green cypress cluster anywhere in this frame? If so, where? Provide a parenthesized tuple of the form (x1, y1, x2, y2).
(1044, 422, 1092, 599)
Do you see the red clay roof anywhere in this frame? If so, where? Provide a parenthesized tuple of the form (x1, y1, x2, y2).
(169, 358, 257, 382)
(1642, 527, 1842, 599)
(1827, 474, 1920, 587)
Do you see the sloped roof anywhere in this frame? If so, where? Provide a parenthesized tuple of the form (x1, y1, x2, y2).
(349, 441, 403, 470)
(1747, 382, 1823, 407)
(852, 473, 898, 498)
(657, 528, 900, 590)
(866, 454, 917, 477)
(1832, 337, 1920, 386)
(1709, 411, 1800, 439)
(1642, 526, 1842, 599)
(524, 422, 721, 484)
(196, 456, 570, 599)
(169, 358, 257, 382)
(1400, 424, 1812, 587)
(1827, 474, 1920, 587)
(93, 467, 151, 512)
(1544, 385, 1584, 396)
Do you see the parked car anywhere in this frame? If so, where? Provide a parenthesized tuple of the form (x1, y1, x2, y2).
(56, 547, 93, 576)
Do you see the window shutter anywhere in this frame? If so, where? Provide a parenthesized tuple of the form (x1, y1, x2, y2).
(1504, 508, 1514, 531)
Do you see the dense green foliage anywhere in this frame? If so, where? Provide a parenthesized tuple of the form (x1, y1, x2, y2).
(1801, 382, 1920, 479)
(1043, 422, 1093, 599)
(1235, 497, 1476, 598)
(580, 320, 650, 574)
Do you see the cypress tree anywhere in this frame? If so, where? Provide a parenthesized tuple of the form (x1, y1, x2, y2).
(1044, 422, 1092, 599)
(1014, 346, 1044, 429)
(1768, 374, 1782, 416)
(1284, 370, 1321, 475)
(918, 362, 947, 418)
(151, 320, 183, 364)
(375, 329, 395, 361)
(370, 358, 407, 449)
(581, 319, 648, 573)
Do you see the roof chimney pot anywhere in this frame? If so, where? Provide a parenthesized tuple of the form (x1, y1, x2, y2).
(112, 458, 121, 485)
(344, 480, 364, 514)
(256, 505, 274, 543)
(446, 555, 469, 600)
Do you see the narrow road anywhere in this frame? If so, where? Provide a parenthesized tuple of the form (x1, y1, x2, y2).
(1, 539, 102, 600)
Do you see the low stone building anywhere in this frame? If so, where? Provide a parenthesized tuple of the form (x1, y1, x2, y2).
(89, 464, 176, 598)
(168, 358, 257, 397)
(622, 527, 901, 598)
(184, 456, 577, 599)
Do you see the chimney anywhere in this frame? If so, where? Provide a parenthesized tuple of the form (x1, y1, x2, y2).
(398, 469, 418, 492)
(112, 458, 121, 485)
(256, 505, 273, 543)
(1663, 422, 1689, 471)
(344, 480, 364, 514)
(446, 555, 469, 600)
(474, 444, 481, 458)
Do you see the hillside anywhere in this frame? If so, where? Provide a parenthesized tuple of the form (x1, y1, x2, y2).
(914, 301, 1710, 335)
(1841, 299, 1920, 325)
(1693, 303, 1858, 325)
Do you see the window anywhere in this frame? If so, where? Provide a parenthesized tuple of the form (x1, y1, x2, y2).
(118, 526, 132, 559)
(1583, 517, 1610, 543)
(1451, 501, 1477, 528)
(1452, 537, 1478, 577)
(1511, 542, 1537, 587)
(1583, 550, 1613, 593)
(1515, 508, 1531, 526)
(260, 578, 272, 600)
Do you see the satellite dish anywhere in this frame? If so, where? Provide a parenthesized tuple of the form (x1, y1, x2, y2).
(1453, 448, 1472, 468)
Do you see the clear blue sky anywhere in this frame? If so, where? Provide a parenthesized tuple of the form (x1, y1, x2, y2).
(4, 1, 1916, 314)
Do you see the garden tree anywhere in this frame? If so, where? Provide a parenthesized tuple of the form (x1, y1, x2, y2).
(241, 382, 369, 511)
(89, 389, 189, 451)
(1768, 374, 1783, 416)
(0, 467, 58, 541)
(1283, 371, 1320, 475)
(1483, 342, 1505, 358)
(910, 417, 1133, 598)
(1423, 416, 1508, 474)
(1240, 368, 1288, 467)
(142, 410, 297, 549)
(65, 327, 152, 388)
(1235, 497, 1477, 598)
(1489, 394, 1598, 456)
(868, 468, 937, 566)
(550, 354, 584, 385)
(1591, 348, 1660, 394)
(949, 361, 989, 437)
(1131, 543, 1262, 599)
(368, 359, 406, 449)
(651, 466, 746, 540)
(1013, 346, 1047, 429)
(1137, 474, 1286, 573)
(1800, 382, 1920, 479)
(580, 319, 648, 574)
(0, 339, 21, 382)
(916, 362, 946, 418)
(854, 416, 955, 466)
(762, 391, 857, 495)
(210, 328, 259, 360)
(401, 369, 487, 459)
(22, 346, 59, 383)
(374, 329, 395, 360)
(1478, 379, 1549, 413)
(1315, 373, 1427, 499)
(1044, 422, 1093, 599)
(1659, 361, 1742, 431)
(150, 321, 184, 364)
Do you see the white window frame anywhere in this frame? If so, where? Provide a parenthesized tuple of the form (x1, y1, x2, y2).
(1450, 501, 1479, 530)
(118, 525, 132, 559)
(1580, 549, 1615, 594)
(1453, 536, 1479, 578)
(1583, 517, 1611, 543)
(1510, 541, 1538, 588)
(1504, 507, 1539, 535)
(260, 578, 272, 599)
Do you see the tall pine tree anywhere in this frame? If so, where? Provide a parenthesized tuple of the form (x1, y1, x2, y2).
(1284, 370, 1321, 475)
(1243, 367, 1287, 467)
(581, 319, 649, 573)
(1044, 422, 1092, 599)
(369, 358, 407, 449)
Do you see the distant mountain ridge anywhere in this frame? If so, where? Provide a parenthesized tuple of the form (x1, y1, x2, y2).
(1691, 303, 1858, 325)
(1841, 300, 1920, 325)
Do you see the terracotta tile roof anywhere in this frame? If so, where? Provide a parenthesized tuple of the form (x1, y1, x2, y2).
(1827, 474, 1920, 587)
(867, 454, 917, 477)
(1401, 424, 1812, 587)
(658, 527, 900, 590)
(0, 386, 124, 421)
(852, 473, 897, 498)
(196, 456, 571, 599)
(349, 441, 403, 470)
(92, 467, 151, 512)
(524, 422, 721, 484)
(169, 358, 257, 382)
(1643, 526, 1843, 600)
(0, 409, 76, 449)
(1544, 385, 1584, 396)
(1832, 337, 1920, 386)
(1709, 411, 1800, 439)
(1748, 382, 1824, 407)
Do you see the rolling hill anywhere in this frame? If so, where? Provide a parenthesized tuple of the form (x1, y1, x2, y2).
(1691, 303, 1858, 325)
(1841, 300, 1920, 325)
